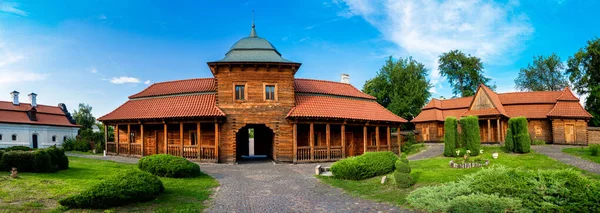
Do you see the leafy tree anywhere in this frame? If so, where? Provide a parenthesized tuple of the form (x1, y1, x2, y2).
(566, 38, 600, 127)
(438, 50, 495, 97)
(515, 53, 569, 91)
(363, 56, 432, 123)
(97, 123, 114, 142)
(73, 103, 96, 132)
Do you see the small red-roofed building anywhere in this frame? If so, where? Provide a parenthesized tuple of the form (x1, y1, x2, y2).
(98, 24, 407, 163)
(412, 85, 592, 145)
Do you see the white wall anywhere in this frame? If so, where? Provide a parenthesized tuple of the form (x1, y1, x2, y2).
(0, 123, 79, 148)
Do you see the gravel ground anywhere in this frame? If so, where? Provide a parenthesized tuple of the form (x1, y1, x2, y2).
(532, 145, 600, 174)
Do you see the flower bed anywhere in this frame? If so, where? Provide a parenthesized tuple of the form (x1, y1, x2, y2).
(449, 158, 489, 169)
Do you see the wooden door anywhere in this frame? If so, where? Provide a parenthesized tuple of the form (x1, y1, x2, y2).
(345, 132, 354, 156)
(422, 127, 430, 141)
(157, 131, 165, 154)
(565, 124, 575, 143)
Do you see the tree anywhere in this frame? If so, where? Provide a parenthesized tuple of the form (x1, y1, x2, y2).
(566, 37, 600, 127)
(97, 123, 114, 142)
(505, 117, 531, 153)
(72, 103, 96, 132)
(459, 116, 480, 156)
(438, 50, 495, 97)
(363, 56, 432, 123)
(443, 117, 458, 157)
(515, 53, 569, 91)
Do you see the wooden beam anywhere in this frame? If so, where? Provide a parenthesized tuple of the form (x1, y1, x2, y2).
(376, 126, 380, 151)
(141, 124, 144, 156)
(500, 120, 504, 142)
(293, 123, 297, 163)
(487, 119, 491, 142)
(180, 122, 184, 157)
(496, 119, 501, 143)
(363, 126, 367, 153)
(215, 122, 219, 162)
(197, 122, 201, 159)
(310, 123, 314, 160)
(164, 123, 168, 154)
(104, 123, 108, 153)
(341, 124, 346, 158)
(387, 126, 391, 151)
(326, 124, 330, 160)
(116, 124, 119, 154)
(127, 124, 131, 155)
(397, 126, 402, 155)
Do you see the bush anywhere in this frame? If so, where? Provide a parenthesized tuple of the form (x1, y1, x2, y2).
(399, 153, 409, 164)
(393, 171, 413, 188)
(45, 146, 69, 170)
(0, 147, 69, 172)
(504, 128, 514, 152)
(407, 181, 473, 212)
(590, 144, 600, 156)
(447, 194, 523, 213)
(138, 154, 201, 178)
(331, 151, 398, 180)
(6, 146, 33, 151)
(444, 116, 459, 157)
(1, 151, 34, 172)
(460, 116, 481, 156)
(505, 117, 531, 153)
(63, 138, 91, 152)
(32, 149, 52, 173)
(395, 160, 411, 173)
(0, 150, 4, 160)
(401, 133, 417, 152)
(532, 139, 546, 145)
(59, 170, 164, 209)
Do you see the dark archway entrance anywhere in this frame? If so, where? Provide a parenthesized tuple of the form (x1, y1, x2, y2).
(236, 124, 274, 162)
(32, 134, 38, 149)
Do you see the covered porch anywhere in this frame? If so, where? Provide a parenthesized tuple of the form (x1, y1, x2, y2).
(477, 116, 506, 143)
(103, 119, 221, 162)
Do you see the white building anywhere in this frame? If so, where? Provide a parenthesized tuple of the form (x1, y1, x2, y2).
(0, 91, 79, 148)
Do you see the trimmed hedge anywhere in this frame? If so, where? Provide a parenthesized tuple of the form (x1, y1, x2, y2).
(505, 117, 531, 153)
(331, 151, 398, 180)
(460, 116, 481, 156)
(6, 146, 33, 151)
(395, 160, 411, 173)
(138, 154, 201, 178)
(447, 194, 523, 213)
(393, 171, 413, 188)
(591, 144, 600, 156)
(46, 146, 69, 170)
(0, 146, 69, 172)
(59, 170, 164, 209)
(444, 116, 459, 157)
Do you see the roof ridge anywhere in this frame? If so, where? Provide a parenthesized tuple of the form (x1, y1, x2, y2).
(0, 100, 60, 108)
(498, 90, 562, 95)
(151, 77, 214, 85)
(556, 87, 580, 101)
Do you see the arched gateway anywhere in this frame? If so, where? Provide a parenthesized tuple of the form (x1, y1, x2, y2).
(98, 21, 407, 163)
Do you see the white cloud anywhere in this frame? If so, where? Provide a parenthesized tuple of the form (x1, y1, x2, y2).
(0, 71, 47, 83)
(98, 14, 107, 20)
(144, 80, 150, 85)
(338, 0, 534, 82)
(109, 76, 140, 84)
(90, 68, 98, 74)
(0, 1, 27, 16)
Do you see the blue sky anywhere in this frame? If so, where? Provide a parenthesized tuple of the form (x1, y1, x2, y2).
(0, 0, 598, 118)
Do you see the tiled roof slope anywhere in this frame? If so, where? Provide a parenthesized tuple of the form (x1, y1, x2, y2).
(287, 95, 407, 123)
(294, 78, 376, 100)
(413, 86, 592, 122)
(98, 94, 225, 121)
(129, 78, 216, 99)
(0, 101, 79, 127)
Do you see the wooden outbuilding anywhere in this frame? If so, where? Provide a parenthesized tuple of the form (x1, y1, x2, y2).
(98, 23, 407, 163)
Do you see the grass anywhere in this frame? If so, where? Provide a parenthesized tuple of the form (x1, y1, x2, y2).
(563, 147, 600, 164)
(318, 146, 600, 208)
(0, 156, 219, 212)
(66, 151, 103, 156)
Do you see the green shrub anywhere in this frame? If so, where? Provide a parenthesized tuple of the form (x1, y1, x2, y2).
(45, 146, 69, 170)
(59, 170, 164, 209)
(505, 117, 531, 153)
(590, 144, 600, 156)
(32, 149, 52, 173)
(0, 147, 68, 173)
(138, 154, 201, 178)
(460, 116, 481, 156)
(407, 181, 473, 212)
(532, 139, 546, 145)
(401, 133, 417, 152)
(331, 151, 398, 180)
(0, 150, 4, 160)
(504, 128, 514, 152)
(447, 194, 523, 213)
(395, 160, 411, 173)
(6, 146, 33, 151)
(399, 153, 409, 164)
(393, 171, 413, 188)
(444, 116, 459, 157)
(1, 151, 34, 172)
(62, 138, 91, 152)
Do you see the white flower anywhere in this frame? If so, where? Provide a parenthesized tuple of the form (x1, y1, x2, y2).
(466, 150, 471, 154)
(455, 150, 461, 156)
(480, 149, 484, 154)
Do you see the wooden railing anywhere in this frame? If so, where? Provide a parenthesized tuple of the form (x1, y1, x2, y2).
(183, 145, 198, 159)
(379, 145, 389, 151)
(118, 143, 129, 154)
(297, 146, 311, 162)
(167, 145, 181, 157)
(391, 145, 400, 155)
(367, 145, 378, 152)
(314, 147, 328, 161)
(200, 146, 217, 161)
(130, 144, 142, 156)
(106, 142, 116, 153)
(330, 146, 343, 160)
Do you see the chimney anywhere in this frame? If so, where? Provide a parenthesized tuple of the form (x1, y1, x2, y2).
(341, 74, 350, 84)
(28, 93, 37, 107)
(10, 91, 19, 105)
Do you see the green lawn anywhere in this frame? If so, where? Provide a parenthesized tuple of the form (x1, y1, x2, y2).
(318, 146, 600, 208)
(0, 156, 219, 212)
(563, 147, 600, 164)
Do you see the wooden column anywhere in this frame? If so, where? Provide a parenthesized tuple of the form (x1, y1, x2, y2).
(376, 126, 380, 151)
(363, 126, 367, 153)
(487, 119, 491, 142)
(309, 123, 314, 160)
(197, 122, 201, 159)
(341, 124, 346, 158)
(293, 123, 297, 163)
(397, 126, 402, 154)
(140, 124, 144, 156)
(496, 119, 501, 142)
(116, 124, 119, 154)
(387, 126, 391, 151)
(214, 123, 219, 161)
(163, 123, 168, 154)
(500, 120, 504, 142)
(326, 124, 331, 160)
(180, 122, 184, 157)
(104, 123, 108, 153)
(127, 124, 131, 154)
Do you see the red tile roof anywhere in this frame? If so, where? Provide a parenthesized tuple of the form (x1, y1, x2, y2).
(0, 101, 79, 127)
(294, 78, 376, 100)
(479, 85, 507, 116)
(98, 94, 225, 121)
(505, 104, 556, 119)
(498, 91, 562, 104)
(556, 87, 580, 101)
(129, 78, 216, 99)
(287, 95, 407, 123)
(547, 101, 592, 118)
(462, 108, 502, 117)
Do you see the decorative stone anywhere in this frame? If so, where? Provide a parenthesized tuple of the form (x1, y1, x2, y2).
(492, 152, 499, 159)
(315, 165, 322, 175)
(10, 167, 18, 178)
(381, 176, 387, 184)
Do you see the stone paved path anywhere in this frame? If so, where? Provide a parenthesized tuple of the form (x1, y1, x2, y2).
(532, 145, 600, 174)
(66, 153, 410, 212)
(407, 143, 443, 161)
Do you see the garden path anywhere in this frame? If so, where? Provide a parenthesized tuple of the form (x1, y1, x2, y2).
(66, 153, 411, 212)
(407, 143, 444, 161)
(532, 145, 600, 174)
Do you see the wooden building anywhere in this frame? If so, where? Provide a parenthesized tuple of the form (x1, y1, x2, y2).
(98, 23, 407, 163)
(412, 84, 593, 145)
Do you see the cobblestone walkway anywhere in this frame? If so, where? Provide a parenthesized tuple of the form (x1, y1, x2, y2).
(407, 143, 443, 161)
(532, 145, 600, 174)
